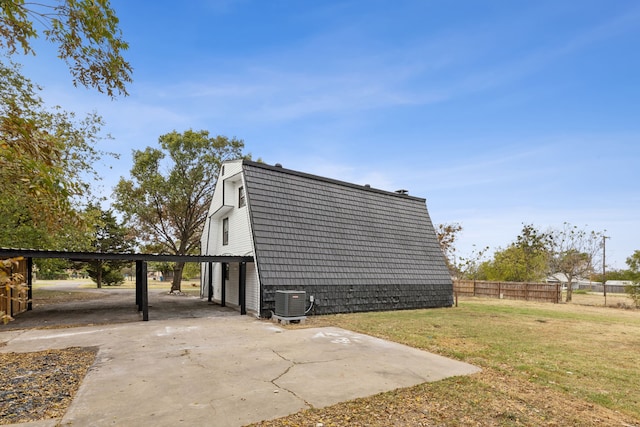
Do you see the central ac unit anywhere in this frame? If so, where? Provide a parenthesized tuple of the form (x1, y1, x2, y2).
(275, 290, 306, 317)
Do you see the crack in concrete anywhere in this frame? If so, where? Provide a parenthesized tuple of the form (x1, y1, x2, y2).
(270, 349, 314, 408)
(183, 348, 208, 370)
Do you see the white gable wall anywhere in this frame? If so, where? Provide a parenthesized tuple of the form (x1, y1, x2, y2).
(201, 160, 260, 315)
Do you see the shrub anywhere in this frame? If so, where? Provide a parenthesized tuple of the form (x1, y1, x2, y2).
(101, 268, 125, 286)
(625, 283, 640, 308)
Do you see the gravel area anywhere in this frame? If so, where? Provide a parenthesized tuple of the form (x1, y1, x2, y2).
(0, 347, 97, 425)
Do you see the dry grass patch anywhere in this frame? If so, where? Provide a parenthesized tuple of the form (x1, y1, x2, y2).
(32, 289, 106, 306)
(253, 298, 640, 426)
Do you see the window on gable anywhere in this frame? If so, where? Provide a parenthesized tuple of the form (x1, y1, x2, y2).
(222, 217, 229, 246)
(238, 186, 246, 208)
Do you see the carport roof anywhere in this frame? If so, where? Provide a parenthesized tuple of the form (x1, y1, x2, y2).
(0, 248, 253, 263)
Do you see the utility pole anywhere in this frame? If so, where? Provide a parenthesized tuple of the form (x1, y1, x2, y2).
(602, 235, 609, 306)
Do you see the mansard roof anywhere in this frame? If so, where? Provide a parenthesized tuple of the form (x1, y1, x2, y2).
(241, 160, 452, 314)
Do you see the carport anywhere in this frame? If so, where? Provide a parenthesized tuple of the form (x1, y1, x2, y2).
(0, 248, 253, 321)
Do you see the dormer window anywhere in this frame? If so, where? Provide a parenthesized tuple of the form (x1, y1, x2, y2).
(238, 186, 246, 208)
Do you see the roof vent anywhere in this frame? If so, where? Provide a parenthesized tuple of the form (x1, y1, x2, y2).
(274, 163, 283, 168)
(395, 189, 409, 195)
(364, 184, 371, 188)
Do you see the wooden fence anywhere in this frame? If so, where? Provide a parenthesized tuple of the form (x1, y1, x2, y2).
(453, 279, 561, 303)
(1, 258, 29, 323)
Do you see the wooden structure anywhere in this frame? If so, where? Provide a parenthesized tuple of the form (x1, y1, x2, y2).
(454, 279, 561, 303)
(1, 257, 30, 321)
(0, 248, 253, 321)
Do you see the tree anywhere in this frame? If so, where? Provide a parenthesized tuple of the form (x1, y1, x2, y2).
(0, 61, 112, 249)
(457, 244, 490, 280)
(0, 0, 132, 97)
(113, 130, 247, 293)
(481, 224, 551, 282)
(548, 223, 603, 302)
(480, 245, 529, 282)
(436, 222, 462, 277)
(35, 258, 70, 279)
(624, 250, 640, 308)
(626, 250, 640, 278)
(83, 205, 134, 288)
(1, 0, 130, 249)
(514, 224, 552, 280)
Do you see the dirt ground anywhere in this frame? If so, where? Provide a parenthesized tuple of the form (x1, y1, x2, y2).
(3, 283, 230, 330)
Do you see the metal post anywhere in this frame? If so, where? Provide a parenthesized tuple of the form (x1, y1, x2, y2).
(27, 257, 33, 311)
(135, 260, 142, 310)
(141, 261, 149, 321)
(239, 262, 246, 315)
(207, 262, 213, 302)
(603, 235, 608, 306)
(221, 262, 226, 307)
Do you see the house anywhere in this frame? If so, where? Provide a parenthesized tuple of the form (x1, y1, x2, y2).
(200, 160, 453, 317)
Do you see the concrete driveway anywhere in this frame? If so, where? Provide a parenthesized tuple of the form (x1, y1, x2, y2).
(1, 294, 479, 426)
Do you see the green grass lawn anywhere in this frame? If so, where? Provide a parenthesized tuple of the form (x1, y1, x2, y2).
(266, 297, 640, 426)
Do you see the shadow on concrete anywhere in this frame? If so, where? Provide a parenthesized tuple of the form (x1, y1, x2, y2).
(2, 288, 238, 330)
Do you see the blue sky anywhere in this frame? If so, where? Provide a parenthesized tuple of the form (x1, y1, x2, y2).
(18, 0, 640, 269)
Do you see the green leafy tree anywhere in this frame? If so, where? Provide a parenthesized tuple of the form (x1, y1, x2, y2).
(83, 205, 134, 288)
(480, 245, 528, 282)
(35, 258, 70, 280)
(548, 223, 603, 302)
(1, 0, 129, 249)
(0, 61, 112, 249)
(113, 130, 247, 293)
(481, 224, 551, 282)
(624, 250, 640, 308)
(87, 264, 124, 286)
(0, 0, 132, 96)
(515, 224, 552, 280)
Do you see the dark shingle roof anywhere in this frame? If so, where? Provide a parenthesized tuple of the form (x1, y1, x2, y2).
(242, 160, 452, 315)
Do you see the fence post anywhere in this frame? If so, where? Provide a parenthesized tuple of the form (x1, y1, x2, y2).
(498, 282, 501, 299)
(525, 283, 528, 301)
(473, 279, 476, 296)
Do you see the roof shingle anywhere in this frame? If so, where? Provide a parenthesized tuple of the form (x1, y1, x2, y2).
(242, 160, 452, 315)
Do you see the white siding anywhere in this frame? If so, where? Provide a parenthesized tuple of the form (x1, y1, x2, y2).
(245, 263, 260, 314)
(226, 265, 238, 305)
(201, 160, 261, 316)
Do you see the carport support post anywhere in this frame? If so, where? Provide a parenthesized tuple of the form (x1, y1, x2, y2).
(239, 262, 246, 315)
(136, 261, 142, 309)
(207, 262, 213, 302)
(220, 262, 226, 307)
(135, 260, 149, 321)
(141, 262, 148, 321)
(27, 257, 33, 311)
